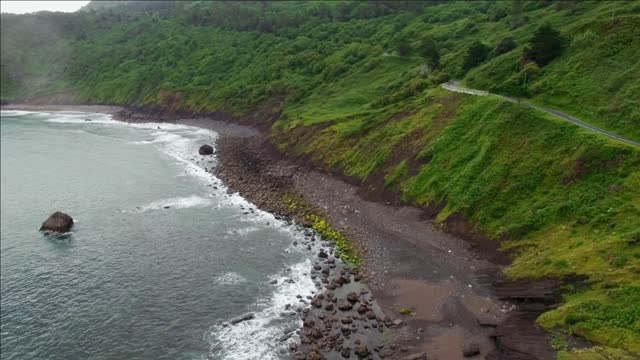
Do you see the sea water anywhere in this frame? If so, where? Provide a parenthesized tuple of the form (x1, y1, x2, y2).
(0, 110, 317, 360)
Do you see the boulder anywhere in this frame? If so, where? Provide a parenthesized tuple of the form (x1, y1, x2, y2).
(337, 299, 353, 311)
(230, 312, 255, 325)
(199, 144, 214, 155)
(39, 211, 74, 233)
(341, 346, 351, 358)
(346, 292, 359, 303)
(463, 342, 480, 357)
(355, 344, 369, 357)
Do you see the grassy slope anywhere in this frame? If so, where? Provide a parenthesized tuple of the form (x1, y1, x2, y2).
(464, 3, 640, 140)
(274, 77, 640, 354)
(1, 1, 639, 356)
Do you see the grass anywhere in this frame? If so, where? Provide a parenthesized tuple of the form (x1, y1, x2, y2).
(275, 87, 640, 355)
(282, 192, 361, 265)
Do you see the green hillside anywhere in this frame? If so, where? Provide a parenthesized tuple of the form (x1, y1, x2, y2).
(1, 1, 639, 357)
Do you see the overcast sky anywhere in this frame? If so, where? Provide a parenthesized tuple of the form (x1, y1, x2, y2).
(1, 1, 90, 14)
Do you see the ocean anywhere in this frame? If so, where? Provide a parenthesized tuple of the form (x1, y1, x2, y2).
(0, 110, 319, 359)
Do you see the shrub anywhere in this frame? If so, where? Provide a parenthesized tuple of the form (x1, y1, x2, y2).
(462, 41, 490, 72)
(395, 37, 411, 57)
(419, 36, 440, 68)
(399, 307, 413, 315)
(523, 24, 565, 66)
(495, 36, 517, 55)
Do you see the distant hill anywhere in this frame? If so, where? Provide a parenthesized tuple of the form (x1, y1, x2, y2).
(79, 1, 179, 13)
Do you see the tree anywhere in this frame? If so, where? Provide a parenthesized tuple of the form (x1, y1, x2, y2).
(461, 41, 490, 72)
(419, 37, 440, 68)
(395, 38, 411, 57)
(523, 24, 565, 65)
(495, 36, 517, 55)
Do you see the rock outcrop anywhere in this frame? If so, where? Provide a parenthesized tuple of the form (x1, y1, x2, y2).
(199, 144, 214, 155)
(39, 211, 74, 233)
(230, 312, 255, 325)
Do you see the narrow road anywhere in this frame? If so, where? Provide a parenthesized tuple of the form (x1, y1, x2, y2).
(441, 81, 640, 147)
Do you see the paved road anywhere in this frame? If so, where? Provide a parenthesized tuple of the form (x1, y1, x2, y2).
(441, 81, 640, 147)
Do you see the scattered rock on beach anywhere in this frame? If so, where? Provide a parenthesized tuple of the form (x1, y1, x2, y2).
(39, 211, 74, 233)
(401, 353, 427, 360)
(346, 292, 359, 303)
(199, 144, 214, 155)
(337, 299, 353, 311)
(462, 341, 480, 357)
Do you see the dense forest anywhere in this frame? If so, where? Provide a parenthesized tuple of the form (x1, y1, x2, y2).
(1, 1, 639, 358)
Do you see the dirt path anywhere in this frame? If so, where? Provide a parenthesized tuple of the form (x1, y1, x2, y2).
(441, 81, 640, 147)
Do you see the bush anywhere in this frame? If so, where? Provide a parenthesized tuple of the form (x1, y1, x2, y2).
(461, 41, 490, 72)
(523, 24, 565, 66)
(495, 36, 517, 55)
(395, 37, 411, 57)
(419, 36, 440, 68)
(399, 307, 413, 315)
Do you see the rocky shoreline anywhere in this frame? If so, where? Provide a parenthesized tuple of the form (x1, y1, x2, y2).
(4, 104, 560, 359)
(212, 131, 558, 360)
(214, 136, 410, 359)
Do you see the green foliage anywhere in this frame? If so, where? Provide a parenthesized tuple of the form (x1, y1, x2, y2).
(418, 37, 440, 69)
(394, 37, 411, 57)
(495, 36, 518, 56)
(275, 88, 640, 354)
(524, 24, 566, 66)
(399, 307, 413, 315)
(462, 41, 491, 73)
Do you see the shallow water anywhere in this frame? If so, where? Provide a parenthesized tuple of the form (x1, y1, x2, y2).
(0, 110, 317, 360)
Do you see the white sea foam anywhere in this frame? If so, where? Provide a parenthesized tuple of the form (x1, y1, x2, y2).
(212, 272, 247, 286)
(226, 227, 261, 236)
(132, 195, 214, 212)
(40, 110, 323, 359)
(0, 110, 35, 117)
(45, 112, 117, 124)
(206, 258, 318, 360)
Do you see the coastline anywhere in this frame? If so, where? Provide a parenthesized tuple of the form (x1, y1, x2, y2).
(198, 123, 558, 359)
(2, 105, 557, 359)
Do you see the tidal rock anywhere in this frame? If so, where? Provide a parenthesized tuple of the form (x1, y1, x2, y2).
(199, 144, 214, 155)
(346, 292, 359, 303)
(39, 211, 74, 233)
(230, 312, 255, 325)
(318, 250, 329, 259)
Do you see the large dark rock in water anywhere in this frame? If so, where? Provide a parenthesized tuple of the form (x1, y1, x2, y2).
(40, 211, 74, 233)
(199, 144, 214, 155)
